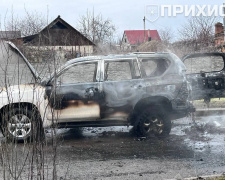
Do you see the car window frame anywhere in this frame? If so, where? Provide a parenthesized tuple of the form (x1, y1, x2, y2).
(182, 53, 225, 75)
(139, 57, 170, 78)
(102, 58, 141, 82)
(48, 60, 101, 86)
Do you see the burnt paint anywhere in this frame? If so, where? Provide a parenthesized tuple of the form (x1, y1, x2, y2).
(101, 79, 146, 119)
(46, 85, 105, 110)
(44, 53, 192, 122)
(183, 53, 225, 101)
(46, 82, 103, 102)
(45, 83, 103, 121)
(187, 71, 225, 100)
(46, 80, 142, 120)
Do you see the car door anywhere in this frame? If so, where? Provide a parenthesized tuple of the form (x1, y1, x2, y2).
(182, 53, 225, 102)
(45, 60, 104, 122)
(101, 58, 145, 120)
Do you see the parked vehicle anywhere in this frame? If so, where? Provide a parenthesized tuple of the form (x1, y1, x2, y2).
(0, 42, 194, 141)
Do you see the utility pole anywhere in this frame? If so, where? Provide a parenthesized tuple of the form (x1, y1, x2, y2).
(143, 16, 146, 42)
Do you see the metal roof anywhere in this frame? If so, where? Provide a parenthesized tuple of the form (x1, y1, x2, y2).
(124, 30, 161, 45)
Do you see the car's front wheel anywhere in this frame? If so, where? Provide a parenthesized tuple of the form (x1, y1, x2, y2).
(2, 106, 44, 142)
(134, 106, 171, 137)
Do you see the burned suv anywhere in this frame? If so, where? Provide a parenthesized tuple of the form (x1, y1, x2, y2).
(0, 43, 192, 141)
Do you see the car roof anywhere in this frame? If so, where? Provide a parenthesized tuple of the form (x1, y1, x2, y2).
(46, 52, 180, 84)
(64, 52, 173, 66)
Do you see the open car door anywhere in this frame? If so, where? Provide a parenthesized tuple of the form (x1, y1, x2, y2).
(182, 52, 225, 102)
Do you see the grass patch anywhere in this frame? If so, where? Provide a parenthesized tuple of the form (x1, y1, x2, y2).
(194, 98, 225, 102)
(211, 176, 225, 180)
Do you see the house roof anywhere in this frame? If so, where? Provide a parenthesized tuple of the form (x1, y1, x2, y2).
(124, 30, 161, 45)
(23, 34, 38, 43)
(23, 15, 95, 46)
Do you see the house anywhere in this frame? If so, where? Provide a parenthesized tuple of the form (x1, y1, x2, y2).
(121, 30, 161, 51)
(20, 15, 95, 62)
(0, 31, 21, 40)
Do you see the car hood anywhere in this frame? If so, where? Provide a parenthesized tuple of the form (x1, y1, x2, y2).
(0, 41, 41, 87)
(7, 41, 41, 80)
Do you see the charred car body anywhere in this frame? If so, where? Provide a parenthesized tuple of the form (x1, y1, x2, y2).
(0, 41, 193, 141)
(183, 53, 225, 103)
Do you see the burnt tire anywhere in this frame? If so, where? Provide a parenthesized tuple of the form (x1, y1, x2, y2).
(134, 106, 171, 137)
(1, 106, 45, 142)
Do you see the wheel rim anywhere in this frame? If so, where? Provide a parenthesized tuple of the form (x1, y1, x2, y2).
(143, 115, 164, 134)
(7, 114, 32, 139)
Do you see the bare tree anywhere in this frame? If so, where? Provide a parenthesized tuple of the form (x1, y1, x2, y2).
(159, 27, 173, 45)
(167, 16, 218, 57)
(78, 9, 116, 45)
(0, 10, 61, 180)
(178, 16, 217, 51)
(6, 9, 47, 37)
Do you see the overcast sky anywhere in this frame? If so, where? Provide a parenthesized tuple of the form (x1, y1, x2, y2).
(0, 0, 224, 41)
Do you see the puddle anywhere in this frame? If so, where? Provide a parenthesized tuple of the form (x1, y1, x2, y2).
(175, 115, 225, 154)
(82, 126, 132, 137)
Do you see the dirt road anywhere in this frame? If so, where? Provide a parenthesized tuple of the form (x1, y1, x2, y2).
(0, 114, 225, 180)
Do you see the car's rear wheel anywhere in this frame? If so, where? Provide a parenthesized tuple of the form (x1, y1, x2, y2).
(2, 106, 44, 142)
(134, 106, 171, 137)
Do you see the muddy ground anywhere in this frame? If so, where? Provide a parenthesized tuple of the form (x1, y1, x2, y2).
(0, 114, 225, 180)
